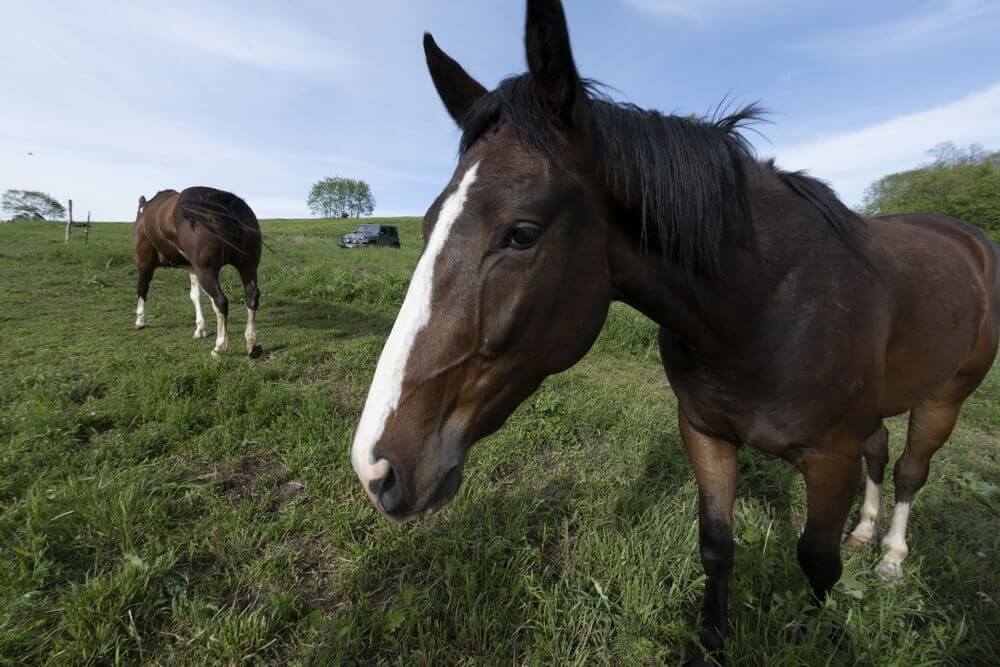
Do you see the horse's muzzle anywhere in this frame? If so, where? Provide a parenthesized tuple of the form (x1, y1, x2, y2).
(367, 456, 464, 522)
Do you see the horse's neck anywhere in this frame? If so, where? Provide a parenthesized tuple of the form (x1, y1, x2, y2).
(607, 223, 732, 354)
(607, 173, 838, 355)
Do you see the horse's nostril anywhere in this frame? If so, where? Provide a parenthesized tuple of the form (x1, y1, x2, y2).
(370, 461, 406, 515)
(382, 465, 397, 494)
(367, 461, 394, 496)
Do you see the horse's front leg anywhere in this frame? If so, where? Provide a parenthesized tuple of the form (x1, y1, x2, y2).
(798, 436, 863, 603)
(679, 413, 738, 662)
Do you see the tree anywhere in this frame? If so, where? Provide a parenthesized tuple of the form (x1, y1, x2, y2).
(2, 190, 66, 221)
(307, 177, 376, 219)
(346, 180, 376, 218)
(308, 178, 340, 218)
(861, 143, 1000, 234)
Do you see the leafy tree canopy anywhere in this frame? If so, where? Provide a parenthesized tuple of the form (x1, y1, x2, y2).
(307, 177, 376, 219)
(861, 142, 1000, 234)
(2, 189, 66, 221)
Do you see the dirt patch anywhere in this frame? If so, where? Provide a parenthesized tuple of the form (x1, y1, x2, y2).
(218, 456, 285, 498)
(286, 537, 351, 613)
(487, 460, 520, 484)
(213, 456, 309, 511)
(68, 381, 108, 406)
(72, 414, 117, 447)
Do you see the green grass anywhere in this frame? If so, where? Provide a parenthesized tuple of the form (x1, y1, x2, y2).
(0, 219, 998, 664)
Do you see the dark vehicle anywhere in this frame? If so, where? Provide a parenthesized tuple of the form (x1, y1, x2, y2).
(339, 224, 401, 249)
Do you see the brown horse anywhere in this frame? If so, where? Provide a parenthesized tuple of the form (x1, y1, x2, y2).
(350, 0, 1000, 659)
(133, 187, 262, 357)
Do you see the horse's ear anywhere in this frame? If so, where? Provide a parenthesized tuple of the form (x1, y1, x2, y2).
(525, 0, 582, 124)
(137, 196, 147, 215)
(424, 33, 487, 127)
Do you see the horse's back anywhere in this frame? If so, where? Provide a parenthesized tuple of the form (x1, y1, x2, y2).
(135, 190, 183, 263)
(880, 213, 997, 275)
(177, 187, 260, 230)
(139, 189, 180, 225)
(876, 213, 998, 321)
(176, 187, 262, 269)
(868, 213, 999, 411)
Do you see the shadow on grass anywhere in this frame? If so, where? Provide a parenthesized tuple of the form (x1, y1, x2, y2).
(611, 435, 869, 660)
(612, 432, 690, 520)
(612, 433, 801, 525)
(882, 488, 1000, 661)
(303, 480, 580, 664)
(303, 434, 997, 664)
(266, 299, 392, 337)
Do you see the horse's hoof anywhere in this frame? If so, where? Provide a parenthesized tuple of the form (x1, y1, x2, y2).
(134, 322, 146, 330)
(211, 348, 225, 358)
(843, 533, 872, 548)
(248, 344, 263, 359)
(194, 329, 208, 339)
(875, 560, 903, 581)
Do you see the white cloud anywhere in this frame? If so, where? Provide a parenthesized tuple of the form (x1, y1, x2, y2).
(623, 0, 781, 20)
(768, 82, 1000, 207)
(0, 1, 440, 221)
(793, 0, 998, 56)
(144, 5, 359, 74)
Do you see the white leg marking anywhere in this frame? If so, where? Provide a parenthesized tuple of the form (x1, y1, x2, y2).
(350, 161, 481, 492)
(876, 500, 911, 579)
(134, 297, 146, 329)
(189, 273, 207, 338)
(211, 300, 228, 356)
(846, 478, 881, 546)
(245, 307, 257, 354)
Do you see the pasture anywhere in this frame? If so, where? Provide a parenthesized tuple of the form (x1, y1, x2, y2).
(0, 219, 997, 664)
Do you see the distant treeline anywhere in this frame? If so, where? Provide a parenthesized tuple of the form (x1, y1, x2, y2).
(861, 142, 1000, 235)
(2, 190, 66, 221)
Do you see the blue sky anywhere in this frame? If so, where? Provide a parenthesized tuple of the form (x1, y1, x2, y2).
(2, 0, 999, 220)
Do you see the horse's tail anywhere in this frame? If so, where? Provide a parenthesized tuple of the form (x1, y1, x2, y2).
(180, 191, 263, 257)
(181, 191, 258, 233)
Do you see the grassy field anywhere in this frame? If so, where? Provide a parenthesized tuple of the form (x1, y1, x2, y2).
(0, 218, 998, 665)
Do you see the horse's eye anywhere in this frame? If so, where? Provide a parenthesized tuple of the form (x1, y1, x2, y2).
(507, 222, 542, 250)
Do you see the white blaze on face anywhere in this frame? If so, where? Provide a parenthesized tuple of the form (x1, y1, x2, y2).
(351, 162, 481, 494)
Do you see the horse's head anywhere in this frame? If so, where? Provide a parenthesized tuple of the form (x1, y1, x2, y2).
(352, 0, 616, 521)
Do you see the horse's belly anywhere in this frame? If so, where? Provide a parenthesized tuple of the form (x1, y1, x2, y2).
(155, 248, 190, 267)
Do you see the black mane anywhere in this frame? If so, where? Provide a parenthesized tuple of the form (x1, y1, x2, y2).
(768, 161, 863, 252)
(460, 74, 861, 275)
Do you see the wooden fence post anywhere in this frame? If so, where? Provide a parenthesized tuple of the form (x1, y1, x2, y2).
(85, 211, 91, 244)
(65, 199, 73, 242)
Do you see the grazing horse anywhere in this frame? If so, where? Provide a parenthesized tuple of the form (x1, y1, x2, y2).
(133, 187, 262, 357)
(350, 0, 1000, 658)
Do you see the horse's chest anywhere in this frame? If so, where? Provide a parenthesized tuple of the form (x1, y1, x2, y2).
(670, 372, 848, 454)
